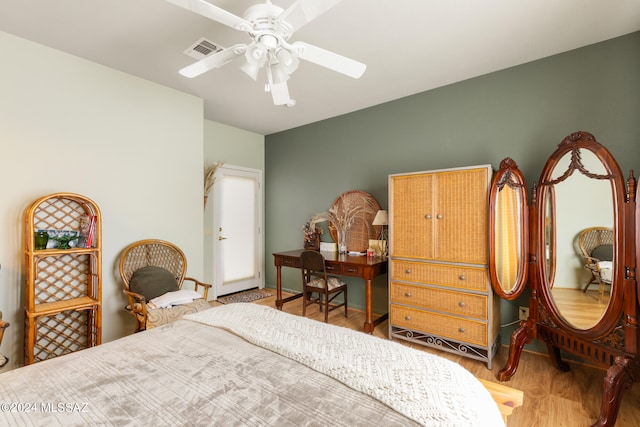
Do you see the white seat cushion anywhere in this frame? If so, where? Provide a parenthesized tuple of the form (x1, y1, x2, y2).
(598, 261, 613, 284)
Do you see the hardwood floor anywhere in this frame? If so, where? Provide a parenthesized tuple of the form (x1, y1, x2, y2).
(212, 290, 640, 427)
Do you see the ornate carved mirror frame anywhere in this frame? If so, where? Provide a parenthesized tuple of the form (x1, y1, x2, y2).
(489, 131, 639, 427)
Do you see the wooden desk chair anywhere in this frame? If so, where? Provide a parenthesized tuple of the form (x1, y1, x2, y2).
(578, 227, 614, 297)
(300, 250, 348, 323)
(119, 239, 212, 332)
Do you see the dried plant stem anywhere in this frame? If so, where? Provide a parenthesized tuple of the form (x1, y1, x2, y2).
(204, 161, 224, 207)
(311, 193, 377, 233)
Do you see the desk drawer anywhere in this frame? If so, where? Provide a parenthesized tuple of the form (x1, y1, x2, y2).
(390, 282, 487, 319)
(392, 260, 487, 291)
(325, 263, 362, 277)
(390, 304, 487, 346)
(278, 256, 301, 268)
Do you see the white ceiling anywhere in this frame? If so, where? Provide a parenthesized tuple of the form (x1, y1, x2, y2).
(1, 0, 639, 135)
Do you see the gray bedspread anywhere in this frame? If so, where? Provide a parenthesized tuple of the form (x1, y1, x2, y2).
(0, 314, 419, 426)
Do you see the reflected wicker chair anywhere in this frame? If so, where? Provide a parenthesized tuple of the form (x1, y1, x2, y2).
(300, 250, 347, 323)
(578, 227, 614, 297)
(119, 239, 212, 332)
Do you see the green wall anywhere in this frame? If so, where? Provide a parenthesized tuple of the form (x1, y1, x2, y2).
(264, 32, 640, 335)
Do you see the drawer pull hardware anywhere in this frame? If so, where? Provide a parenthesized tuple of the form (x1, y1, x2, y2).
(458, 301, 466, 307)
(327, 266, 335, 270)
(346, 268, 356, 273)
(405, 269, 412, 274)
(405, 315, 411, 321)
(425, 214, 431, 219)
(436, 214, 443, 219)
(405, 292, 412, 297)
(458, 327, 465, 333)
(459, 275, 466, 280)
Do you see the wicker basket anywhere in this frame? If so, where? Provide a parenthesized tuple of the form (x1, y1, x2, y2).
(328, 190, 381, 253)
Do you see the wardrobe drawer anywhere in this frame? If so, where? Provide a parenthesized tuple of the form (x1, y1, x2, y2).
(390, 304, 487, 346)
(390, 282, 487, 319)
(392, 260, 488, 291)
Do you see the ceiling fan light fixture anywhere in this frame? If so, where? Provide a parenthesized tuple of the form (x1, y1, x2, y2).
(168, 0, 366, 106)
(270, 48, 299, 84)
(276, 48, 299, 72)
(241, 42, 268, 80)
(244, 42, 268, 65)
(241, 61, 262, 81)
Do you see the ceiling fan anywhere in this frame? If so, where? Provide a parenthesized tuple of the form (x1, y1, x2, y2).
(166, 0, 366, 106)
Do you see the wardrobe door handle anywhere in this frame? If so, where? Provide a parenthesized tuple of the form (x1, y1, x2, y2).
(425, 214, 432, 219)
(436, 214, 443, 219)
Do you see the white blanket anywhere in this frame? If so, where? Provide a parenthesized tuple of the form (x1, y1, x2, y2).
(185, 303, 505, 427)
(148, 289, 202, 309)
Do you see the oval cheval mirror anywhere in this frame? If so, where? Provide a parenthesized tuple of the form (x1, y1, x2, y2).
(489, 158, 529, 299)
(537, 134, 620, 333)
(494, 131, 638, 427)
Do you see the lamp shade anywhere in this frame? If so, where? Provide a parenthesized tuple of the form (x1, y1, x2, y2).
(372, 210, 388, 226)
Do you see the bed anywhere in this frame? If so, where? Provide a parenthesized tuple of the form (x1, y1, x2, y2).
(0, 303, 511, 426)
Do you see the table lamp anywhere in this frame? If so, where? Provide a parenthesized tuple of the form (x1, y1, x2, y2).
(371, 209, 388, 256)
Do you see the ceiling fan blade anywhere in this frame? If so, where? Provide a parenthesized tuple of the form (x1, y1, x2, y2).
(270, 82, 293, 106)
(166, 0, 251, 31)
(179, 44, 245, 78)
(291, 41, 366, 79)
(279, 0, 344, 32)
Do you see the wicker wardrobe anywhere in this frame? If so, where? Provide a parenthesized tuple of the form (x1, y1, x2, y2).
(388, 165, 500, 368)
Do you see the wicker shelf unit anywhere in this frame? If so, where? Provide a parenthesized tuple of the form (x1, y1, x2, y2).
(388, 165, 500, 368)
(24, 193, 102, 365)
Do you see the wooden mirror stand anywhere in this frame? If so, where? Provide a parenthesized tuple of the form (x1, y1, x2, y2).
(490, 131, 639, 427)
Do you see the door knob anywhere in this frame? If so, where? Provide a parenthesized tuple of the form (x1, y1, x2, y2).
(218, 236, 227, 241)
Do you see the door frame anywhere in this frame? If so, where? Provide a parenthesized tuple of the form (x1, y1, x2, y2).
(209, 164, 264, 300)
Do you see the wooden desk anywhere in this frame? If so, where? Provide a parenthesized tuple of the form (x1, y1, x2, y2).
(273, 249, 388, 333)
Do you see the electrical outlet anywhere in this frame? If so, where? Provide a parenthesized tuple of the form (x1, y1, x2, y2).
(518, 306, 529, 321)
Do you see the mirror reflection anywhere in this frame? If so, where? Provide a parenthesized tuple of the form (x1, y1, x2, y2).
(544, 187, 555, 284)
(494, 182, 524, 293)
(545, 149, 614, 329)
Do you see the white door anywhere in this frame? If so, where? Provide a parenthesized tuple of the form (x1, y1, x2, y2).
(212, 165, 263, 298)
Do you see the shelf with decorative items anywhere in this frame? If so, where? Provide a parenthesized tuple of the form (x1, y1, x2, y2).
(23, 193, 102, 365)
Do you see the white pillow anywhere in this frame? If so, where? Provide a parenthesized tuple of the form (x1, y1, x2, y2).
(148, 289, 203, 309)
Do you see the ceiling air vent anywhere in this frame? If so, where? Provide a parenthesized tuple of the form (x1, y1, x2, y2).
(184, 37, 224, 60)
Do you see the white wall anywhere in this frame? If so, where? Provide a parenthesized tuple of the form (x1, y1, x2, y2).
(202, 120, 264, 287)
(0, 31, 204, 369)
